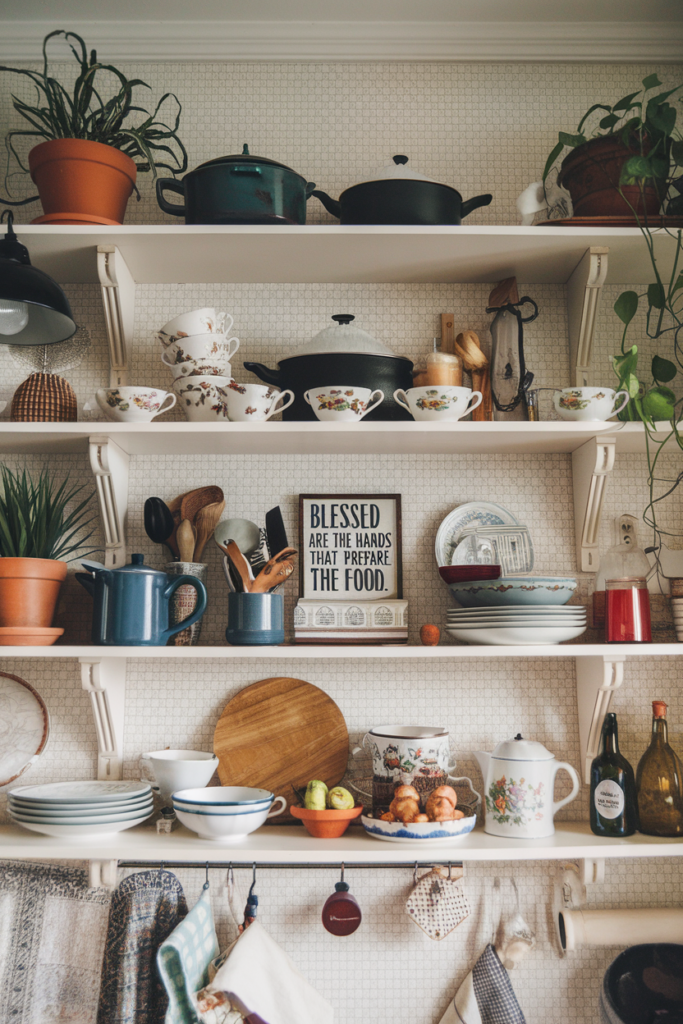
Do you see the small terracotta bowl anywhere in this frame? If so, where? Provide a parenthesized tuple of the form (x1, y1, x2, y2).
(290, 804, 364, 838)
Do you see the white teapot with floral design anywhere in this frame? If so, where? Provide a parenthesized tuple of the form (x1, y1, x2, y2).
(474, 734, 580, 839)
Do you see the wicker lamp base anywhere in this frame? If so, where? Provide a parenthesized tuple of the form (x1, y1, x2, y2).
(11, 373, 77, 422)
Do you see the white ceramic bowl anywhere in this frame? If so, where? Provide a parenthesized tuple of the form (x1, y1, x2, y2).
(173, 795, 287, 841)
(448, 576, 578, 607)
(361, 811, 476, 843)
(9, 812, 152, 838)
(173, 786, 274, 806)
(157, 308, 233, 346)
(446, 623, 587, 645)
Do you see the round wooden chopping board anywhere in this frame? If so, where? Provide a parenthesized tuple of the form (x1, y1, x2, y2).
(213, 677, 349, 820)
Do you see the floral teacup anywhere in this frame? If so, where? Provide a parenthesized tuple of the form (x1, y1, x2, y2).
(157, 308, 233, 347)
(161, 333, 240, 369)
(172, 374, 232, 422)
(394, 385, 482, 421)
(95, 387, 176, 422)
(303, 386, 384, 423)
(223, 382, 295, 422)
(553, 386, 629, 421)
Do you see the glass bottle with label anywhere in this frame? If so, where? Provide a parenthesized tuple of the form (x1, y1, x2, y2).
(590, 712, 638, 837)
(636, 700, 683, 837)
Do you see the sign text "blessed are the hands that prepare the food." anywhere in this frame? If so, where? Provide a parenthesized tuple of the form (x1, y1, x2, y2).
(299, 494, 402, 601)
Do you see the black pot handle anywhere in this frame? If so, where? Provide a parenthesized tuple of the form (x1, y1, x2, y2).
(461, 193, 493, 218)
(156, 177, 186, 217)
(305, 181, 317, 198)
(243, 361, 282, 387)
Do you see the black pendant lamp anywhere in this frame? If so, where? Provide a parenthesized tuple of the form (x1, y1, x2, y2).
(0, 211, 76, 345)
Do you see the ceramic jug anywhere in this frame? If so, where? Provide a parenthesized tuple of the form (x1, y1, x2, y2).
(76, 555, 208, 646)
(474, 733, 580, 839)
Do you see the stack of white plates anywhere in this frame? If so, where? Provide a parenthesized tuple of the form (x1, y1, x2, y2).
(8, 781, 153, 837)
(446, 605, 587, 646)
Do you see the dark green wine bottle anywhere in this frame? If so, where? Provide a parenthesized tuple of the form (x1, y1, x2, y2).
(590, 712, 638, 837)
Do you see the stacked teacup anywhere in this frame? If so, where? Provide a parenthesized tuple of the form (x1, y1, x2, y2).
(157, 307, 240, 421)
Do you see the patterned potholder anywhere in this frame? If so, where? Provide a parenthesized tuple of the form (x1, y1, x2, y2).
(406, 866, 470, 940)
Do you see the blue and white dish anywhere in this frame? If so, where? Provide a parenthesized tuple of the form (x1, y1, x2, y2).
(9, 797, 153, 819)
(435, 502, 519, 567)
(448, 575, 577, 607)
(172, 786, 274, 807)
(361, 811, 476, 844)
(9, 812, 152, 838)
(173, 790, 287, 841)
(10, 804, 153, 826)
(9, 780, 152, 803)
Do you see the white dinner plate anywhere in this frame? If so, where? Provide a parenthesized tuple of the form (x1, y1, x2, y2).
(447, 611, 586, 620)
(10, 805, 153, 826)
(9, 795, 154, 815)
(10, 800, 153, 821)
(9, 781, 152, 803)
(0, 672, 50, 790)
(446, 623, 587, 645)
(10, 812, 153, 838)
(435, 502, 519, 567)
(447, 604, 585, 616)
(447, 619, 586, 629)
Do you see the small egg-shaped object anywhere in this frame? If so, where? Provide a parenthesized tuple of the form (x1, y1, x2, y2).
(420, 623, 440, 646)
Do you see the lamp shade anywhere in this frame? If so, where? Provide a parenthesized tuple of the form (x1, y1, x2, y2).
(0, 214, 76, 346)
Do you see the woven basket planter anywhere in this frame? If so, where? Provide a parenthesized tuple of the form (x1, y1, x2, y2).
(11, 373, 77, 422)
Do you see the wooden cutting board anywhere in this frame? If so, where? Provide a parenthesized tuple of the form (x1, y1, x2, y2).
(213, 677, 349, 821)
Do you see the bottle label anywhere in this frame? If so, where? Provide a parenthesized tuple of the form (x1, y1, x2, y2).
(594, 779, 624, 820)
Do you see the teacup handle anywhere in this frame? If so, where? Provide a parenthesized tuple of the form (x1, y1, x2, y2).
(160, 349, 175, 368)
(266, 795, 287, 817)
(140, 755, 159, 792)
(264, 389, 295, 421)
(447, 774, 482, 807)
(358, 389, 384, 420)
(612, 390, 630, 417)
(393, 389, 411, 414)
(303, 390, 313, 406)
(217, 312, 234, 336)
(463, 391, 483, 418)
(225, 336, 240, 360)
(152, 393, 177, 419)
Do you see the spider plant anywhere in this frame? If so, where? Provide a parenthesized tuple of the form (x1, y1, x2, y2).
(0, 29, 187, 202)
(0, 465, 98, 561)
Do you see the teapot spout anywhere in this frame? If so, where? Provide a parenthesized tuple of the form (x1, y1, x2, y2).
(474, 750, 491, 779)
(311, 190, 342, 220)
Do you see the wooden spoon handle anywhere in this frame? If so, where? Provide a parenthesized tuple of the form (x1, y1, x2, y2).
(226, 541, 253, 593)
(176, 519, 196, 563)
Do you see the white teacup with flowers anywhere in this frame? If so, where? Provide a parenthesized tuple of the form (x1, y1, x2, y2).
(553, 386, 629, 421)
(95, 387, 176, 422)
(304, 386, 384, 423)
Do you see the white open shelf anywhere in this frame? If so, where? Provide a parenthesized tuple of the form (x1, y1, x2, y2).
(1, 821, 681, 863)
(15, 223, 680, 285)
(1, 643, 680, 659)
(0, 421, 672, 457)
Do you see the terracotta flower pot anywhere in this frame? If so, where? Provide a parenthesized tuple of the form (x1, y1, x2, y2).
(558, 135, 665, 219)
(28, 138, 137, 225)
(0, 558, 68, 628)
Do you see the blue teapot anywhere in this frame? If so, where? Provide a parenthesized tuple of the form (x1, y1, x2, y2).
(76, 554, 208, 646)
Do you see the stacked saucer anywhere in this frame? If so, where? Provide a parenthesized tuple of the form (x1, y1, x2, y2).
(446, 605, 587, 646)
(8, 780, 153, 837)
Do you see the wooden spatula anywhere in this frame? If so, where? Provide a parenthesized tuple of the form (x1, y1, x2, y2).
(251, 548, 298, 590)
(225, 541, 253, 593)
(193, 500, 226, 561)
(250, 560, 295, 593)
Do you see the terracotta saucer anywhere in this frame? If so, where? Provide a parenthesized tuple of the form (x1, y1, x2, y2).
(30, 212, 122, 226)
(0, 626, 64, 646)
(538, 215, 683, 228)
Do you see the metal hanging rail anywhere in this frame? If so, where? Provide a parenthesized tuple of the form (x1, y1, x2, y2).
(117, 860, 464, 870)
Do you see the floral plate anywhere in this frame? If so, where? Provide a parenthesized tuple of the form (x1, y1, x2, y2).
(360, 810, 476, 844)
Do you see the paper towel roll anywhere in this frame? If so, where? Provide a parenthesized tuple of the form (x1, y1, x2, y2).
(559, 908, 683, 951)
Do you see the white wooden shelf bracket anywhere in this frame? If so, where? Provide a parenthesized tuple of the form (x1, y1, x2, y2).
(88, 858, 119, 890)
(89, 435, 129, 568)
(97, 245, 135, 388)
(567, 246, 609, 386)
(79, 657, 127, 782)
(572, 434, 617, 573)
(575, 654, 626, 784)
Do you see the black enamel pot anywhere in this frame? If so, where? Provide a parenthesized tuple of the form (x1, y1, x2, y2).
(312, 155, 492, 225)
(243, 352, 414, 421)
(156, 144, 316, 225)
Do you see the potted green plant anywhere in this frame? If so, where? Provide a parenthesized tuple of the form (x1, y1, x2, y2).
(542, 74, 683, 220)
(0, 465, 97, 629)
(0, 30, 187, 225)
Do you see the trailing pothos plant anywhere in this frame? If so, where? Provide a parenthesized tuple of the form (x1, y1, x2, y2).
(0, 29, 187, 202)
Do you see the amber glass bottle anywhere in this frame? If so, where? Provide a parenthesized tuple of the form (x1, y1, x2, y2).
(635, 701, 683, 837)
(590, 713, 638, 837)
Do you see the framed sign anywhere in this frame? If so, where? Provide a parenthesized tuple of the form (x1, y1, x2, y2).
(299, 494, 402, 601)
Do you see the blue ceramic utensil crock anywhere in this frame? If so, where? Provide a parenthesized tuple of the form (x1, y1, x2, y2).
(76, 555, 208, 646)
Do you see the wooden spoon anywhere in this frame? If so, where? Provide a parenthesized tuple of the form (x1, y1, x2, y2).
(250, 560, 294, 593)
(193, 499, 226, 561)
(252, 547, 298, 586)
(180, 486, 224, 526)
(225, 541, 253, 593)
(454, 330, 492, 422)
(176, 518, 197, 563)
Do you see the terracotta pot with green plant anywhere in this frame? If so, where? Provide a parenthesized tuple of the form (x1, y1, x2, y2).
(543, 73, 682, 221)
(0, 30, 187, 224)
(0, 466, 97, 628)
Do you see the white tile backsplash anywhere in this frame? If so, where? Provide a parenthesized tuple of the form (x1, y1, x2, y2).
(1, 55, 683, 1024)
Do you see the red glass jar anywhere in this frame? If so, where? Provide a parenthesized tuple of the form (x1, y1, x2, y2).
(605, 577, 651, 643)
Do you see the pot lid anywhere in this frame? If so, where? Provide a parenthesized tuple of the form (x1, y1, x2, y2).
(193, 143, 302, 175)
(349, 154, 446, 187)
(289, 314, 407, 359)
(491, 733, 555, 761)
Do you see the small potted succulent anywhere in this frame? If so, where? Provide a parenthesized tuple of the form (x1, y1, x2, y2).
(0, 465, 97, 629)
(0, 30, 187, 224)
(543, 73, 683, 219)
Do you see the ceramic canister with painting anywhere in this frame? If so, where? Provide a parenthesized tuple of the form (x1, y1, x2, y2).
(352, 725, 478, 817)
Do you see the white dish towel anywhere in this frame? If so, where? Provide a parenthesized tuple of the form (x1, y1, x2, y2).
(193, 920, 333, 1024)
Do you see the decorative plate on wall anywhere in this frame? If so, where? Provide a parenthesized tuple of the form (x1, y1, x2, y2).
(0, 672, 50, 790)
(434, 501, 519, 567)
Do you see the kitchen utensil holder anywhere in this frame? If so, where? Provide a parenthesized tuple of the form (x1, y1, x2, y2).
(226, 592, 285, 645)
(166, 561, 207, 646)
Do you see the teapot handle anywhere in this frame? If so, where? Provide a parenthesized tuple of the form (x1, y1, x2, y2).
(552, 761, 581, 817)
(161, 576, 208, 641)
